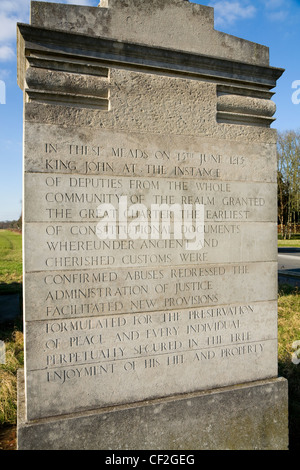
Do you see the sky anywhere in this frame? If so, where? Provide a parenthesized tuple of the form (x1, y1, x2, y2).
(0, 0, 299, 221)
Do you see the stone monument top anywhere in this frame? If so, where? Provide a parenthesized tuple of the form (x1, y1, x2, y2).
(17, 0, 288, 450)
(30, 0, 269, 65)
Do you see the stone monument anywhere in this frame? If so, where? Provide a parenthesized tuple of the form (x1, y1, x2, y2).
(17, 0, 288, 450)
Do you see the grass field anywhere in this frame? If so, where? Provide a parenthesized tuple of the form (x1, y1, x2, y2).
(278, 239, 300, 248)
(0, 230, 22, 294)
(0, 230, 23, 431)
(0, 230, 299, 448)
(277, 283, 300, 450)
(0, 320, 23, 427)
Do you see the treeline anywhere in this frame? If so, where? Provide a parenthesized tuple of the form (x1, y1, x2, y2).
(277, 130, 300, 239)
(0, 214, 22, 231)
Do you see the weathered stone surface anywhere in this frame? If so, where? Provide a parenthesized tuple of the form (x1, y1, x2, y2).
(17, 0, 287, 450)
(24, 173, 278, 221)
(30, 0, 269, 65)
(22, 70, 280, 141)
(24, 265, 278, 322)
(23, 298, 278, 419)
(24, 123, 278, 180)
(18, 372, 289, 450)
(217, 94, 276, 118)
(26, 67, 108, 95)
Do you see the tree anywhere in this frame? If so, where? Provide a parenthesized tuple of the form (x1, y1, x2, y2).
(277, 170, 289, 237)
(0, 213, 22, 231)
(277, 130, 300, 239)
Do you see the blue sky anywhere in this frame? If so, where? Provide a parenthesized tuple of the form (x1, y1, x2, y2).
(0, 0, 299, 221)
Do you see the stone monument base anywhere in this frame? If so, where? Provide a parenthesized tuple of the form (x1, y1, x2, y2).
(17, 370, 288, 450)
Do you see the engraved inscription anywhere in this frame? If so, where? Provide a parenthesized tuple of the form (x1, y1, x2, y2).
(23, 124, 278, 418)
(26, 301, 277, 387)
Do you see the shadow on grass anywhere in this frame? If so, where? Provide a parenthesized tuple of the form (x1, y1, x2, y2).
(278, 359, 300, 451)
(278, 282, 300, 450)
(0, 282, 23, 361)
(0, 425, 16, 450)
(0, 313, 23, 451)
(0, 282, 22, 296)
(0, 283, 23, 327)
(278, 283, 300, 297)
(0, 277, 24, 438)
(0, 313, 23, 343)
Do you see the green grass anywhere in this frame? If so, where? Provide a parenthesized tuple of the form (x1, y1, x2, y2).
(0, 319, 23, 426)
(278, 285, 300, 360)
(0, 230, 22, 294)
(278, 283, 300, 450)
(0, 230, 23, 428)
(278, 239, 300, 248)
